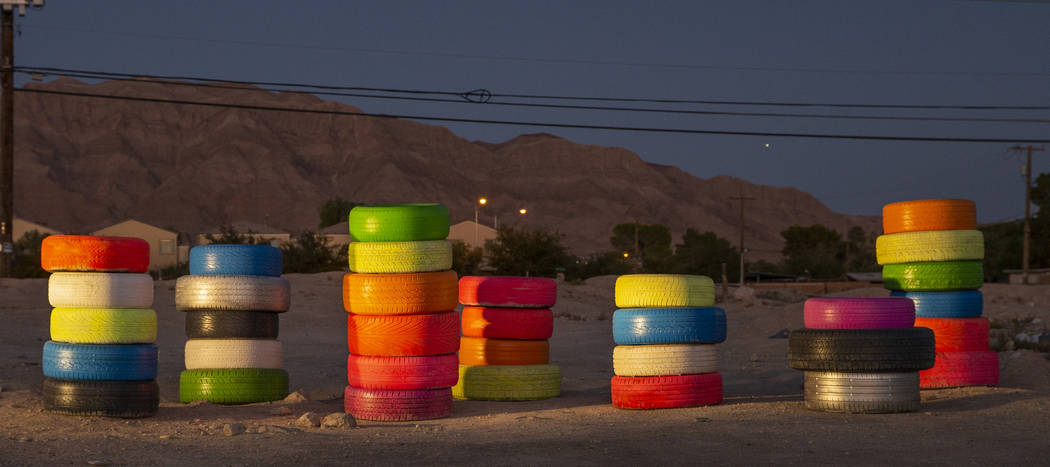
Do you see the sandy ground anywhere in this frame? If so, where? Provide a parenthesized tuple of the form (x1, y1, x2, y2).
(2, 273, 1049, 466)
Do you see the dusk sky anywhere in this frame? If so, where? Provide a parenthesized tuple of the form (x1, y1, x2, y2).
(12, 0, 1049, 222)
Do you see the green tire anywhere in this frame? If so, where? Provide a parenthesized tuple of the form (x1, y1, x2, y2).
(882, 261, 983, 291)
(349, 204, 450, 242)
(179, 369, 288, 405)
(453, 364, 561, 401)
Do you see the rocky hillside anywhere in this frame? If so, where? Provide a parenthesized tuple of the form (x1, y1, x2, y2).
(12, 78, 879, 256)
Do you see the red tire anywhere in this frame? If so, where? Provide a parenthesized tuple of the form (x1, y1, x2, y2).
(461, 306, 554, 340)
(458, 337, 549, 366)
(919, 351, 998, 389)
(803, 297, 915, 329)
(343, 386, 451, 421)
(347, 354, 459, 390)
(459, 276, 557, 308)
(347, 312, 459, 356)
(41, 235, 150, 273)
(611, 373, 723, 409)
(914, 317, 989, 351)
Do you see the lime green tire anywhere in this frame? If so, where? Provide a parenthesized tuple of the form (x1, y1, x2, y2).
(452, 364, 561, 401)
(347, 240, 452, 273)
(349, 204, 450, 242)
(50, 307, 157, 344)
(882, 261, 983, 291)
(179, 369, 288, 405)
(614, 274, 715, 308)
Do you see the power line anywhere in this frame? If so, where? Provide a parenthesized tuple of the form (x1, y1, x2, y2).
(15, 87, 1050, 144)
(16, 65, 1050, 113)
(16, 68, 1050, 124)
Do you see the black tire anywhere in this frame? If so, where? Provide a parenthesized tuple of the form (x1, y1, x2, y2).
(788, 328, 935, 372)
(43, 378, 158, 418)
(185, 310, 279, 339)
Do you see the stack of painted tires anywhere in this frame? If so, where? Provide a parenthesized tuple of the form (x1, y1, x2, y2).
(343, 204, 459, 421)
(878, 199, 998, 388)
(40, 235, 158, 418)
(788, 297, 936, 413)
(453, 276, 561, 401)
(611, 274, 725, 409)
(176, 244, 290, 404)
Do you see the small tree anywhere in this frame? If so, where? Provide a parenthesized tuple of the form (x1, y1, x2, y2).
(565, 251, 634, 281)
(845, 226, 879, 272)
(780, 224, 845, 279)
(280, 231, 346, 273)
(12, 230, 49, 278)
(204, 225, 258, 244)
(486, 227, 572, 277)
(451, 241, 484, 277)
(672, 229, 739, 279)
(610, 223, 673, 272)
(318, 197, 360, 229)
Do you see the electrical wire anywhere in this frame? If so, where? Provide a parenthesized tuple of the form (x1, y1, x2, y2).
(15, 87, 1050, 144)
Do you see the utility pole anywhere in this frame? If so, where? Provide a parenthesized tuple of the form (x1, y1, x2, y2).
(730, 195, 756, 286)
(1012, 144, 1046, 285)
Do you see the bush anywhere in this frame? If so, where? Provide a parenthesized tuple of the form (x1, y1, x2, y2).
(281, 231, 346, 273)
(204, 225, 259, 244)
(485, 227, 572, 277)
(12, 230, 49, 278)
(451, 241, 484, 277)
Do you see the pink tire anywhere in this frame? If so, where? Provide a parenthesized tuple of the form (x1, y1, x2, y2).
(803, 297, 915, 329)
(347, 354, 459, 390)
(459, 276, 557, 308)
(344, 386, 452, 421)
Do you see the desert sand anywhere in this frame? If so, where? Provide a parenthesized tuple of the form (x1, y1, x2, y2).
(1, 273, 1049, 465)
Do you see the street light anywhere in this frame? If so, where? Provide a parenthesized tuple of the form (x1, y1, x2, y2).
(519, 208, 527, 215)
(474, 197, 487, 246)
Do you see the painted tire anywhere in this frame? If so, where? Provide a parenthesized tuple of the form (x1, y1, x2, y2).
(876, 230, 984, 265)
(802, 297, 915, 329)
(452, 364, 561, 401)
(189, 244, 282, 276)
(348, 203, 450, 242)
(612, 344, 718, 377)
(804, 372, 920, 414)
(460, 306, 554, 340)
(890, 290, 983, 318)
(611, 373, 723, 409)
(185, 310, 279, 339)
(347, 240, 452, 273)
(347, 354, 459, 390)
(41, 235, 149, 273)
(42, 341, 157, 381)
(458, 337, 549, 366)
(914, 317, 990, 351)
(612, 307, 726, 345)
(882, 261, 983, 292)
(788, 328, 935, 372)
(920, 351, 999, 389)
(342, 271, 458, 315)
(458, 276, 557, 308)
(343, 386, 452, 421)
(347, 312, 460, 356)
(179, 369, 288, 404)
(50, 308, 157, 344)
(614, 274, 715, 308)
(43, 378, 158, 418)
(184, 339, 283, 369)
(882, 199, 977, 234)
(175, 275, 290, 312)
(48, 273, 153, 308)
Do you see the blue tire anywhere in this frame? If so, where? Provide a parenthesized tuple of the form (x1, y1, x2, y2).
(190, 244, 282, 276)
(612, 307, 727, 345)
(889, 290, 982, 318)
(42, 341, 158, 381)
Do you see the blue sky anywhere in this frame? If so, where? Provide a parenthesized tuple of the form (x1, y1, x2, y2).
(12, 0, 1050, 222)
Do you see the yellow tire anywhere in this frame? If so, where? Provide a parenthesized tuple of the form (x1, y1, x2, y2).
(614, 274, 715, 308)
(50, 308, 157, 344)
(452, 364, 561, 401)
(347, 240, 452, 273)
(876, 230, 984, 265)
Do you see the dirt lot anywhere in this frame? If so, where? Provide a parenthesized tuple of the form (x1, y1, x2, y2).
(2, 273, 1049, 465)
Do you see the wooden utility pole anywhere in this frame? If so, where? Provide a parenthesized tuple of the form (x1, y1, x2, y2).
(0, 8, 12, 277)
(1013, 144, 1046, 284)
(730, 195, 756, 286)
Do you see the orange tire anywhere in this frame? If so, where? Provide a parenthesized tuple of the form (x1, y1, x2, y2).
(915, 317, 989, 351)
(41, 235, 150, 273)
(347, 312, 459, 356)
(342, 271, 458, 315)
(882, 199, 976, 234)
(458, 337, 549, 366)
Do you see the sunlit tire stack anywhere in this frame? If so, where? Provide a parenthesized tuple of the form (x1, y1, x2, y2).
(343, 204, 459, 421)
(879, 199, 998, 388)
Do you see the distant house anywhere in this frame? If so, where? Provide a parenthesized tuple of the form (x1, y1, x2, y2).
(197, 221, 291, 247)
(448, 220, 497, 249)
(1003, 268, 1050, 285)
(13, 216, 61, 240)
(92, 219, 179, 270)
(321, 221, 353, 248)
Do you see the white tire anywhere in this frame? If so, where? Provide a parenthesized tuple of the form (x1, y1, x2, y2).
(175, 275, 291, 312)
(612, 344, 718, 376)
(48, 272, 154, 308)
(184, 339, 283, 369)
